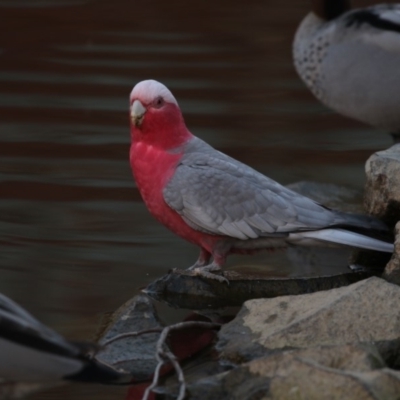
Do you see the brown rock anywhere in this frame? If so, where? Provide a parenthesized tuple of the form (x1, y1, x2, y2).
(364, 144, 400, 224)
(187, 345, 400, 400)
(217, 277, 400, 366)
(384, 221, 400, 286)
(253, 350, 400, 400)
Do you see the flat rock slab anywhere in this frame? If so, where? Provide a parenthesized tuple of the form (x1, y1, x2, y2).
(365, 144, 400, 224)
(217, 277, 400, 366)
(144, 269, 377, 309)
(96, 294, 163, 381)
(186, 344, 400, 400)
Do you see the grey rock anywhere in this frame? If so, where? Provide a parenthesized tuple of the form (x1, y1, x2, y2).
(365, 144, 400, 224)
(187, 344, 399, 400)
(95, 294, 163, 380)
(217, 277, 400, 366)
(383, 221, 400, 285)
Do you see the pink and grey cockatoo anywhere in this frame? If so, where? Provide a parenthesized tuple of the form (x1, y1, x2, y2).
(129, 80, 393, 282)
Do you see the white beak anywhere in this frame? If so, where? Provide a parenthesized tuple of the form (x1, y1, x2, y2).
(130, 100, 146, 126)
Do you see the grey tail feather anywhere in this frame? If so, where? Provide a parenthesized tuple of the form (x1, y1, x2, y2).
(298, 229, 394, 253)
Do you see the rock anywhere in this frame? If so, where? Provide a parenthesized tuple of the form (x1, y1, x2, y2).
(158, 346, 228, 399)
(186, 344, 400, 400)
(364, 144, 400, 224)
(384, 221, 400, 286)
(217, 277, 400, 367)
(95, 294, 163, 380)
(144, 269, 376, 309)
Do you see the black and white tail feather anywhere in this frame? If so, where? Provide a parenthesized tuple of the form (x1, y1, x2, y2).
(0, 293, 131, 384)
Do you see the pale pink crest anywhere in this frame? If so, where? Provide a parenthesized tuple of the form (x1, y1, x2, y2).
(130, 80, 179, 106)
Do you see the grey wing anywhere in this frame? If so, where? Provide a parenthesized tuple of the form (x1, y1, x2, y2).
(163, 161, 340, 240)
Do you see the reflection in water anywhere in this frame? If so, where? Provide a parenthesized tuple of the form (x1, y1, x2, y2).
(0, 1, 89, 6)
(0, 0, 394, 398)
(55, 44, 229, 53)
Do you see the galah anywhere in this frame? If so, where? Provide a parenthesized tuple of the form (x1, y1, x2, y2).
(129, 80, 393, 282)
(0, 292, 131, 383)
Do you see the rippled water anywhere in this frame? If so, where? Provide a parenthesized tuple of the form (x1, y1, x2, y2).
(0, 0, 394, 398)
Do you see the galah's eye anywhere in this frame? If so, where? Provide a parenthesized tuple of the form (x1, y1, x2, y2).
(153, 96, 165, 109)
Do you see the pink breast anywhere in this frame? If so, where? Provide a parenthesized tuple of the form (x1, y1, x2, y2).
(130, 143, 220, 252)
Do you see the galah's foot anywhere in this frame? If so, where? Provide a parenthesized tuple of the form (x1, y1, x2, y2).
(191, 263, 229, 284)
(193, 268, 229, 284)
(188, 249, 211, 271)
(188, 261, 206, 271)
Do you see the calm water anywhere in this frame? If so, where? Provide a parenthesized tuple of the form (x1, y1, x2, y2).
(0, 0, 394, 398)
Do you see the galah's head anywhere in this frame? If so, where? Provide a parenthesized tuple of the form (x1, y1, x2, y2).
(129, 80, 190, 148)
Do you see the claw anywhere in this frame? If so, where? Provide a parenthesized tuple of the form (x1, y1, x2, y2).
(188, 262, 204, 271)
(189, 261, 229, 284)
(193, 268, 230, 284)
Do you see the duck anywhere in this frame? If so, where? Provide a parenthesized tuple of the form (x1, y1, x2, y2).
(0, 291, 130, 384)
(293, 0, 400, 141)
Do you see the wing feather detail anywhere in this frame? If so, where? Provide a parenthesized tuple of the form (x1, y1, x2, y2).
(163, 138, 345, 240)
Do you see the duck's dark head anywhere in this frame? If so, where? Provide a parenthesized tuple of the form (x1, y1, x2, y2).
(311, 0, 351, 20)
